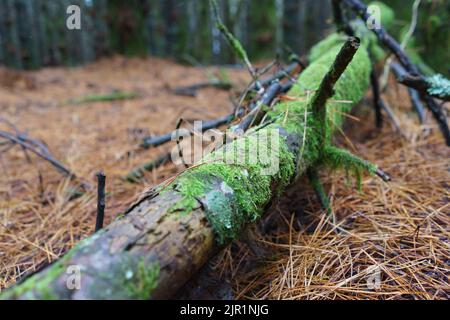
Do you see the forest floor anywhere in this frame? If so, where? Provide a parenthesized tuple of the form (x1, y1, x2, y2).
(0, 56, 448, 299)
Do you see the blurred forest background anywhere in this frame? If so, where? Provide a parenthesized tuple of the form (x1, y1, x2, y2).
(0, 0, 448, 75)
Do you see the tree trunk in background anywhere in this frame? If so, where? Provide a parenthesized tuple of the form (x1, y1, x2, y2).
(284, 0, 332, 56)
(36, 0, 50, 66)
(197, 0, 213, 63)
(163, 0, 175, 56)
(249, 0, 277, 60)
(46, 0, 62, 66)
(275, 0, 284, 52)
(284, 0, 302, 54)
(92, 0, 109, 58)
(79, 1, 92, 64)
(20, 0, 40, 69)
(0, 1, 5, 65)
(4, 0, 23, 69)
(233, 0, 249, 60)
(64, 0, 76, 66)
(0, 0, 336, 69)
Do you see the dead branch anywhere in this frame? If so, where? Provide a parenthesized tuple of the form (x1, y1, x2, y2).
(340, 0, 450, 146)
(0, 129, 75, 179)
(124, 153, 171, 183)
(172, 80, 232, 97)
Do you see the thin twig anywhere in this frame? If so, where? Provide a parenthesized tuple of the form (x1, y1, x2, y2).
(0, 130, 74, 178)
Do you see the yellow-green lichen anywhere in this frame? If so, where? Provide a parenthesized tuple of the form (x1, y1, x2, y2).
(426, 74, 450, 99)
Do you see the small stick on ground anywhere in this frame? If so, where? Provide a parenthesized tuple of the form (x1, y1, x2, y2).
(175, 119, 189, 169)
(95, 171, 106, 232)
(140, 114, 233, 149)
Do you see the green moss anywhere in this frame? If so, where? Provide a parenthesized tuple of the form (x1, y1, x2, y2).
(169, 173, 206, 216)
(166, 129, 295, 243)
(269, 35, 379, 191)
(124, 260, 160, 300)
(322, 145, 378, 189)
(270, 37, 371, 171)
(307, 169, 332, 215)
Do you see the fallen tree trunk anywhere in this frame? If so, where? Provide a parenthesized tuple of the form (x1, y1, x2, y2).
(1, 37, 375, 300)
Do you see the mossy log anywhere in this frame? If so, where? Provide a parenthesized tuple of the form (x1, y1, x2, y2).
(1, 36, 373, 300)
